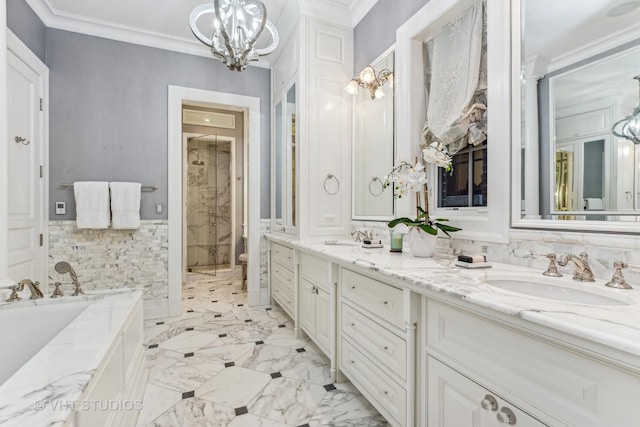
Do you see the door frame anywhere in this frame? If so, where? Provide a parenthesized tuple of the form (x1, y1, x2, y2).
(168, 86, 262, 316)
(7, 30, 49, 287)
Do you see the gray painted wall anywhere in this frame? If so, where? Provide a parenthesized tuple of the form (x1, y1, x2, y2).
(46, 29, 271, 220)
(6, 0, 46, 63)
(354, 0, 430, 71)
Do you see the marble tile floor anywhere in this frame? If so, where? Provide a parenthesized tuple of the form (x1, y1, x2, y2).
(136, 274, 388, 427)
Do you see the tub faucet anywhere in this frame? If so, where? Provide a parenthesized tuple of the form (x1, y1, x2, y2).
(557, 252, 595, 282)
(17, 279, 44, 299)
(55, 261, 84, 295)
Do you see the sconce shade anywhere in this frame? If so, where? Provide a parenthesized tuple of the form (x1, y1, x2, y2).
(190, 0, 279, 72)
(612, 76, 640, 145)
(345, 65, 394, 100)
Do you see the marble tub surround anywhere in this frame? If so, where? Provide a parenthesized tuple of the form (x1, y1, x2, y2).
(48, 220, 168, 299)
(138, 275, 387, 427)
(266, 234, 640, 361)
(0, 289, 144, 427)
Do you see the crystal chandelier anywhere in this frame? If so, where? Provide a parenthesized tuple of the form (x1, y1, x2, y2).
(612, 75, 640, 145)
(190, 0, 279, 72)
(345, 65, 394, 100)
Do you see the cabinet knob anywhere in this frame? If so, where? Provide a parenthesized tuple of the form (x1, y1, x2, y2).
(480, 394, 498, 411)
(497, 407, 517, 425)
(383, 390, 388, 395)
(351, 322, 355, 327)
(383, 346, 389, 350)
(383, 301, 388, 305)
(351, 286, 356, 290)
(350, 359, 355, 364)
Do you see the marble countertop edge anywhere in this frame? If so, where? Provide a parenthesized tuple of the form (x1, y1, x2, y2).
(265, 234, 640, 361)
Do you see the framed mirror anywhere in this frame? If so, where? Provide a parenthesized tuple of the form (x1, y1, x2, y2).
(514, 0, 640, 232)
(352, 47, 395, 220)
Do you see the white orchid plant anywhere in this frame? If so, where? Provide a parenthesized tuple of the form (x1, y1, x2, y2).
(383, 143, 461, 237)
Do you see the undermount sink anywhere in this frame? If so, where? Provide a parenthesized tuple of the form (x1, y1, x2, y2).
(323, 240, 361, 246)
(484, 278, 635, 306)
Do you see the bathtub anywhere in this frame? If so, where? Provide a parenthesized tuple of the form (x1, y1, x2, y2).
(0, 289, 146, 427)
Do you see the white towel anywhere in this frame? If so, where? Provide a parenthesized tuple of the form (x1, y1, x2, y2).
(584, 198, 604, 210)
(109, 182, 141, 229)
(74, 181, 110, 229)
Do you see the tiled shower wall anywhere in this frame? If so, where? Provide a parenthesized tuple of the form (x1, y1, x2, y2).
(186, 141, 232, 268)
(48, 220, 168, 299)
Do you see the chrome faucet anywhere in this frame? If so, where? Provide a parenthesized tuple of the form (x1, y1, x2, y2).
(351, 230, 373, 242)
(16, 279, 44, 299)
(557, 252, 595, 282)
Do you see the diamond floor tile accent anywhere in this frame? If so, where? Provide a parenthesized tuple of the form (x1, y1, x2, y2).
(137, 275, 386, 427)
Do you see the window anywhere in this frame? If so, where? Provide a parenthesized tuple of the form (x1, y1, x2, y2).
(438, 143, 487, 208)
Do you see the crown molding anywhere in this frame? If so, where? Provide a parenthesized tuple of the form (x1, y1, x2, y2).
(548, 22, 640, 74)
(24, 0, 272, 68)
(350, 0, 379, 26)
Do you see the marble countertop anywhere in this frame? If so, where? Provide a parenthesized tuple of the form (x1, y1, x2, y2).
(0, 289, 143, 427)
(267, 234, 640, 362)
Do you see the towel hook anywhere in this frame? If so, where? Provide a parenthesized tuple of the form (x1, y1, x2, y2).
(15, 136, 30, 145)
(368, 177, 384, 197)
(323, 174, 340, 195)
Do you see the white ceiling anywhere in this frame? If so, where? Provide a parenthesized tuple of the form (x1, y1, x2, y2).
(25, 0, 378, 67)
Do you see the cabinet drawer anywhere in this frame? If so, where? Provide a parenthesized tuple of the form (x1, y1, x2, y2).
(426, 299, 640, 427)
(341, 269, 404, 330)
(341, 302, 406, 380)
(272, 261, 294, 294)
(341, 338, 406, 426)
(299, 252, 331, 292)
(272, 276, 295, 316)
(272, 243, 294, 269)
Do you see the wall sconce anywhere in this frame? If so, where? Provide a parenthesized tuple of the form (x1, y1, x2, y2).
(345, 65, 394, 100)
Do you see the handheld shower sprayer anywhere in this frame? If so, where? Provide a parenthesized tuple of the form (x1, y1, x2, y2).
(54, 261, 84, 295)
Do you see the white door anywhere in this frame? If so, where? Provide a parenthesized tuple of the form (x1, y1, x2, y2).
(7, 48, 46, 285)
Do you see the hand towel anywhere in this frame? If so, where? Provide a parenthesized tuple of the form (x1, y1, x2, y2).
(109, 182, 142, 229)
(74, 181, 110, 229)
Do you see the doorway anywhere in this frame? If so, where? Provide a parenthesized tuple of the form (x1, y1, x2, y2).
(168, 86, 262, 317)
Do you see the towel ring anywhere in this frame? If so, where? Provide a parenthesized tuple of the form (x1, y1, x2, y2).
(323, 174, 340, 195)
(368, 177, 384, 197)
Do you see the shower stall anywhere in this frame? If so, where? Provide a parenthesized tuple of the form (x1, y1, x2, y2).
(186, 134, 234, 276)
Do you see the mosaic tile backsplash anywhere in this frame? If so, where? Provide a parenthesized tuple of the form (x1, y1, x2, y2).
(48, 220, 169, 299)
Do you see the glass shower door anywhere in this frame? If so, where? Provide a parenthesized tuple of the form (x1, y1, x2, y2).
(187, 136, 219, 276)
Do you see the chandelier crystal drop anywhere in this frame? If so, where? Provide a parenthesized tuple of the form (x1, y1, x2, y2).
(190, 0, 279, 72)
(612, 75, 640, 145)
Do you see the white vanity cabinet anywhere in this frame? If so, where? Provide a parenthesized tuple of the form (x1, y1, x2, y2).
(298, 252, 334, 357)
(424, 297, 640, 427)
(298, 252, 336, 380)
(338, 268, 418, 427)
(269, 242, 296, 319)
(427, 356, 545, 427)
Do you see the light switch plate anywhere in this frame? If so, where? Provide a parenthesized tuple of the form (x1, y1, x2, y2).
(55, 202, 66, 215)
